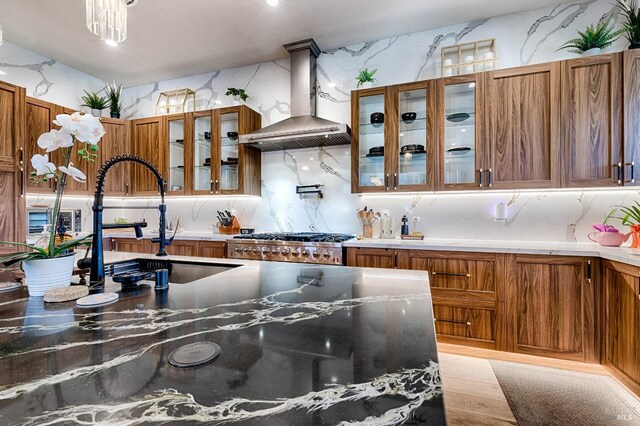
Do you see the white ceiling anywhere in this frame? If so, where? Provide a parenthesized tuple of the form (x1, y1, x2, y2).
(1, 0, 573, 87)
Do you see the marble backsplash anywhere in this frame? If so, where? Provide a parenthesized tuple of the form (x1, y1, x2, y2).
(14, 0, 640, 243)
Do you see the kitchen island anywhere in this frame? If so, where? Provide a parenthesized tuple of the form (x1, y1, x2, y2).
(0, 254, 444, 425)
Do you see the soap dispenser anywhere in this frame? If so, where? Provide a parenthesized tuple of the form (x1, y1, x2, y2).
(401, 215, 409, 236)
(380, 210, 395, 239)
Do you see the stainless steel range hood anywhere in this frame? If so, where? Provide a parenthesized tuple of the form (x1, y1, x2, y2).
(240, 39, 351, 151)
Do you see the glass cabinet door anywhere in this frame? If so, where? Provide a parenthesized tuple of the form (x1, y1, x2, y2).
(219, 111, 239, 192)
(167, 116, 185, 194)
(443, 81, 479, 188)
(193, 113, 213, 193)
(357, 92, 386, 189)
(398, 86, 428, 188)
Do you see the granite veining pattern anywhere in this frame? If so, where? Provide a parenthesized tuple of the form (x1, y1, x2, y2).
(0, 255, 443, 425)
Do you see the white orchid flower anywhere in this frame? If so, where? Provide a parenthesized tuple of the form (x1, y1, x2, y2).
(37, 128, 74, 152)
(58, 163, 87, 183)
(54, 112, 105, 145)
(31, 154, 56, 178)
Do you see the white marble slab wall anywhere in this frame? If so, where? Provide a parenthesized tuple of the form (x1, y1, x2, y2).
(0, 41, 106, 109)
(16, 0, 640, 243)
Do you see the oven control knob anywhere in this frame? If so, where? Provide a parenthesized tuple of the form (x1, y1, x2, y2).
(271, 248, 280, 255)
(261, 247, 269, 255)
(234, 247, 243, 254)
(252, 248, 260, 255)
(312, 251, 320, 259)
(243, 247, 252, 254)
(291, 249, 300, 257)
(323, 251, 332, 259)
(302, 249, 310, 257)
(281, 248, 290, 256)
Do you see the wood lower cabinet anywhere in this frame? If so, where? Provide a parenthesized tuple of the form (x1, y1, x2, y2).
(165, 240, 198, 257)
(604, 261, 640, 393)
(505, 255, 597, 362)
(199, 241, 226, 258)
(432, 302, 497, 347)
(110, 237, 153, 254)
(485, 62, 561, 189)
(346, 247, 398, 268)
(561, 54, 623, 187)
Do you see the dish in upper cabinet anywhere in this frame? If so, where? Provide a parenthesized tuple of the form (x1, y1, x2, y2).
(446, 112, 470, 123)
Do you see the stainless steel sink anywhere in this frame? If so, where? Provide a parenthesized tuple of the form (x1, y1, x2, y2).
(105, 258, 240, 284)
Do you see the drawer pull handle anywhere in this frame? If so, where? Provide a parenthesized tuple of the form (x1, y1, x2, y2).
(434, 318, 471, 326)
(431, 272, 471, 278)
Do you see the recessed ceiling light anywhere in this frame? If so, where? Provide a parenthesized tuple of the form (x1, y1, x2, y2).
(328, 82, 336, 88)
(266, 0, 279, 6)
(105, 39, 118, 47)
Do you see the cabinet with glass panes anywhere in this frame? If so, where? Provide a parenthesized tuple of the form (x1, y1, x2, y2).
(166, 114, 187, 195)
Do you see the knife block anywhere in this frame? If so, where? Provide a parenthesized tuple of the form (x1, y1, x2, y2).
(218, 216, 241, 235)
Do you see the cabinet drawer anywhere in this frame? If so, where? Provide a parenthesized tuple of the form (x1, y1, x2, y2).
(433, 304, 496, 344)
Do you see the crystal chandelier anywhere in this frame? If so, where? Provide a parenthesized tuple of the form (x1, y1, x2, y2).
(86, 0, 128, 43)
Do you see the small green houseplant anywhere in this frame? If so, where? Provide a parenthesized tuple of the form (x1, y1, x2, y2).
(356, 68, 377, 88)
(81, 90, 109, 117)
(0, 112, 105, 296)
(106, 81, 123, 119)
(226, 88, 249, 105)
(558, 17, 623, 56)
(617, 0, 640, 49)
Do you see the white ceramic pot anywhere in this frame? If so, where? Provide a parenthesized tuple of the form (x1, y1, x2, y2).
(360, 81, 374, 89)
(90, 108, 102, 117)
(582, 48, 602, 57)
(22, 254, 75, 297)
(232, 95, 241, 106)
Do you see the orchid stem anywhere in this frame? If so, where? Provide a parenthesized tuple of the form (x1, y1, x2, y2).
(48, 145, 73, 256)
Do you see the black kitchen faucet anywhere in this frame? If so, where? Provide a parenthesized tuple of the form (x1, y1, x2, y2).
(80, 155, 174, 286)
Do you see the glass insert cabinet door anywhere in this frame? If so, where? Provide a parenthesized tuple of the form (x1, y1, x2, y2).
(357, 92, 386, 189)
(442, 80, 479, 188)
(219, 111, 239, 192)
(193, 113, 213, 193)
(167, 116, 186, 194)
(398, 87, 428, 188)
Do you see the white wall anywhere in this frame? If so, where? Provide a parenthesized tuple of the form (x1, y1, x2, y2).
(11, 0, 640, 243)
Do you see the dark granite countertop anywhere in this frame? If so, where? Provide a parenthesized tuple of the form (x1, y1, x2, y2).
(0, 254, 444, 425)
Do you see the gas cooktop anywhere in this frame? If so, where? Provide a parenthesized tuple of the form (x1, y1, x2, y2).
(234, 233, 355, 243)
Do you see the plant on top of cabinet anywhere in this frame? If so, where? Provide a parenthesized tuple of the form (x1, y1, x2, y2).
(617, 0, 640, 49)
(558, 17, 624, 56)
(0, 112, 105, 296)
(356, 68, 377, 88)
(105, 81, 122, 119)
(225, 87, 248, 105)
(81, 90, 109, 117)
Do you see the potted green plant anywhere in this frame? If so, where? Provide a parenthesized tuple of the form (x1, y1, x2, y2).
(617, 0, 640, 49)
(106, 81, 122, 119)
(225, 88, 249, 105)
(0, 112, 105, 296)
(606, 202, 640, 248)
(558, 17, 624, 56)
(356, 68, 377, 88)
(81, 90, 109, 117)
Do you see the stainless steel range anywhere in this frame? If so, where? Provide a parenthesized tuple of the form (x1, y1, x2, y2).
(227, 233, 355, 265)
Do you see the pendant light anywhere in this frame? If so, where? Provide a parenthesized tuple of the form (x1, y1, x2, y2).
(86, 0, 128, 44)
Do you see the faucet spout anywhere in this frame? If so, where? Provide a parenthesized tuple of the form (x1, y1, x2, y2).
(85, 155, 172, 287)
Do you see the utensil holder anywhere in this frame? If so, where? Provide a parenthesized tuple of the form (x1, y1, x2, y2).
(219, 216, 241, 235)
(363, 224, 373, 239)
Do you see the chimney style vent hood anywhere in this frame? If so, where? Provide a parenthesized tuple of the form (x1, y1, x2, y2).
(240, 39, 351, 151)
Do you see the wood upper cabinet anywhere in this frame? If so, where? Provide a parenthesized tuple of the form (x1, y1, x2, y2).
(436, 73, 485, 190)
(99, 118, 131, 196)
(604, 261, 640, 390)
(561, 53, 623, 187)
(623, 49, 640, 185)
(485, 63, 561, 189)
(24, 97, 55, 193)
(0, 82, 25, 250)
(352, 82, 435, 193)
(165, 113, 189, 195)
(505, 255, 596, 362)
(131, 116, 164, 196)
